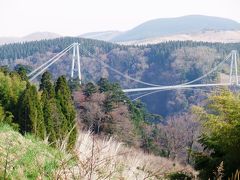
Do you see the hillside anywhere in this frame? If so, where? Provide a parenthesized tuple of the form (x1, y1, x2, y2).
(0, 124, 71, 179)
(80, 31, 122, 41)
(112, 15, 240, 42)
(0, 32, 61, 45)
(1, 37, 240, 117)
(80, 15, 240, 43)
(119, 30, 240, 45)
(0, 39, 239, 179)
(0, 123, 196, 179)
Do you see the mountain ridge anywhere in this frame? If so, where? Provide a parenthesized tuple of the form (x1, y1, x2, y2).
(0, 32, 61, 45)
(79, 31, 122, 41)
(112, 15, 240, 42)
(1, 15, 240, 45)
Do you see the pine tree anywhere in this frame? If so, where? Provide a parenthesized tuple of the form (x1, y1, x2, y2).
(17, 83, 45, 138)
(40, 72, 67, 145)
(55, 76, 77, 148)
(97, 78, 111, 93)
(15, 64, 29, 81)
(83, 82, 97, 97)
(40, 71, 55, 98)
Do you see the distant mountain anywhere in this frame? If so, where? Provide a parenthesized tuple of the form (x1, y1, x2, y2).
(112, 15, 240, 42)
(1, 15, 240, 45)
(0, 32, 61, 45)
(22, 32, 61, 41)
(79, 31, 122, 41)
(119, 30, 240, 45)
(0, 37, 20, 45)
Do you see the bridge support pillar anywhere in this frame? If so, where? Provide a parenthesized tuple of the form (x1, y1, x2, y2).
(229, 50, 239, 86)
(71, 43, 82, 85)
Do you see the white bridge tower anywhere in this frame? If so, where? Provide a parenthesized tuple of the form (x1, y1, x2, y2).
(229, 50, 239, 85)
(71, 43, 82, 84)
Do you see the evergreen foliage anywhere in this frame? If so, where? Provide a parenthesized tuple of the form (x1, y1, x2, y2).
(193, 89, 240, 179)
(14, 64, 30, 81)
(2, 38, 240, 175)
(40, 72, 67, 144)
(17, 83, 45, 138)
(0, 68, 77, 149)
(77, 78, 162, 149)
(83, 82, 97, 97)
(1, 38, 240, 117)
(0, 70, 26, 111)
(97, 78, 111, 93)
(55, 76, 76, 148)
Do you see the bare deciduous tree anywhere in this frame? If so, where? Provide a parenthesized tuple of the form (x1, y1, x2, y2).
(159, 113, 202, 164)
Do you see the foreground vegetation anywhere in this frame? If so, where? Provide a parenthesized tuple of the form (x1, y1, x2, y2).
(0, 67, 195, 179)
(193, 90, 240, 179)
(0, 123, 196, 179)
(0, 53, 239, 179)
(0, 124, 74, 179)
(0, 67, 76, 148)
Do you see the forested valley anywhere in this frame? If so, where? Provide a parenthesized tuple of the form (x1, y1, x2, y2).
(0, 38, 240, 179)
(1, 37, 240, 117)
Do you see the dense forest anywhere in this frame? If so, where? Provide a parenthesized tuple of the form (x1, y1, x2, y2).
(1, 38, 240, 117)
(0, 64, 239, 179)
(0, 38, 240, 179)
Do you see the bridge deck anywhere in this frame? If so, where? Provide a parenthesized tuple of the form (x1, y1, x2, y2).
(123, 83, 232, 93)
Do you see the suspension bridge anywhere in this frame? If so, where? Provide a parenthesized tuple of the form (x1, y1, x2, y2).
(27, 43, 239, 99)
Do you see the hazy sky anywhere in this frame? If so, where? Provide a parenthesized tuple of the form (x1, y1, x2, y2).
(1, 0, 240, 37)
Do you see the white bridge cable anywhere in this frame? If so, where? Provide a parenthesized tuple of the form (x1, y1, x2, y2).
(95, 59, 166, 87)
(123, 53, 232, 93)
(29, 44, 74, 81)
(79, 46, 166, 87)
(81, 45, 232, 88)
(126, 86, 215, 100)
(181, 53, 232, 85)
(127, 92, 151, 97)
(28, 44, 74, 77)
(132, 87, 220, 101)
(27, 43, 234, 93)
(123, 83, 230, 93)
(97, 52, 231, 88)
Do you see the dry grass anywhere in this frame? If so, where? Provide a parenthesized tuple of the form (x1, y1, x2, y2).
(68, 131, 197, 179)
(0, 124, 197, 179)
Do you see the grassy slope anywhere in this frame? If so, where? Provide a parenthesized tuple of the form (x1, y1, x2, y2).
(0, 124, 74, 179)
(0, 124, 197, 179)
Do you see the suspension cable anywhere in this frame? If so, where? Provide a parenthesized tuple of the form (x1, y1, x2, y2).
(28, 43, 74, 77)
(29, 45, 74, 81)
(132, 87, 215, 101)
(80, 45, 232, 87)
(28, 42, 233, 90)
(181, 53, 232, 85)
(79, 46, 165, 87)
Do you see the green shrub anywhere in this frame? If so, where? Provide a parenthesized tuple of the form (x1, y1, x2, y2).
(168, 172, 192, 180)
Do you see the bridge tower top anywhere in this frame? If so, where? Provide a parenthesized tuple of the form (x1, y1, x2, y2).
(229, 50, 239, 85)
(71, 43, 82, 85)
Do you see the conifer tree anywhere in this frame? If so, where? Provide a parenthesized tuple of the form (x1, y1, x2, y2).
(55, 76, 77, 148)
(84, 82, 97, 97)
(17, 82, 45, 138)
(97, 78, 111, 93)
(15, 64, 29, 81)
(40, 71, 55, 98)
(40, 72, 67, 145)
